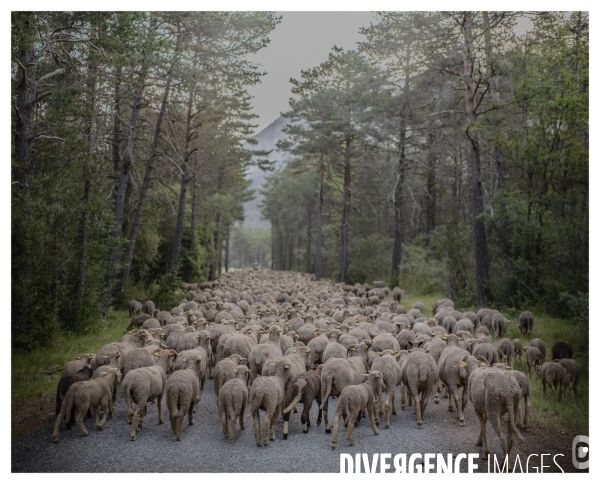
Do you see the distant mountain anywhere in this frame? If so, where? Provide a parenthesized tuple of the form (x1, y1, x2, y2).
(243, 116, 291, 227)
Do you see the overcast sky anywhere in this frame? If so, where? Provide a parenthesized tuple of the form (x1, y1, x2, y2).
(247, 11, 377, 133)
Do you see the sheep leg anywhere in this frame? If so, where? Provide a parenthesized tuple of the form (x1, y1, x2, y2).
(400, 384, 406, 410)
(475, 411, 489, 458)
(413, 393, 423, 429)
(157, 392, 164, 425)
(239, 398, 246, 430)
(331, 412, 343, 449)
(433, 378, 440, 404)
(219, 406, 228, 438)
(199, 374, 206, 402)
(75, 407, 89, 437)
(447, 384, 455, 412)
(301, 405, 310, 433)
(282, 410, 290, 439)
(367, 402, 379, 435)
(524, 396, 531, 428)
(130, 405, 140, 441)
(459, 387, 468, 426)
(269, 405, 279, 441)
(228, 413, 236, 443)
(384, 392, 392, 428)
(97, 399, 110, 430)
(187, 400, 195, 426)
(323, 398, 331, 433)
(261, 413, 271, 446)
(420, 388, 431, 420)
(346, 410, 359, 446)
(391, 388, 397, 415)
(488, 406, 507, 461)
(252, 411, 262, 447)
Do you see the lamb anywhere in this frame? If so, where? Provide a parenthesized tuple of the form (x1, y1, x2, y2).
(524, 346, 543, 377)
(128, 300, 143, 317)
(396, 329, 417, 350)
(282, 365, 324, 439)
(52, 367, 122, 442)
(245, 358, 293, 446)
(467, 366, 523, 461)
(213, 354, 247, 400)
(218, 365, 250, 442)
(551, 340, 573, 360)
(438, 349, 488, 426)
(121, 348, 175, 440)
(371, 350, 401, 428)
(518, 311, 534, 337)
(557, 358, 579, 400)
(165, 355, 202, 440)
(55, 365, 94, 429)
(497, 338, 515, 366)
(400, 348, 438, 428)
(330, 371, 385, 449)
(538, 361, 565, 401)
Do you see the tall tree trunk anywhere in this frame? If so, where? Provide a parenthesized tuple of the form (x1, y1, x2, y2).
(75, 18, 101, 325)
(121, 27, 181, 295)
(211, 158, 226, 280)
(306, 206, 312, 273)
(187, 162, 198, 283)
(224, 225, 230, 273)
(105, 60, 149, 301)
(170, 85, 196, 272)
(425, 131, 436, 248)
(112, 65, 122, 173)
(463, 13, 491, 307)
(315, 153, 324, 280)
(337, 140, 352, 283)
(391, 45, 411, 284)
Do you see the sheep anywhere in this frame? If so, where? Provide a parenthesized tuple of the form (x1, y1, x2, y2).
(538, 361, 565, 401)
(55, 365, 94, 429)
(127, 314, 151, 331)
(557, 358, 579, 400)
(218, 365, 250, 443)
(52, 367, 122, 442)
(172, 347, 208, 402)
(165, 355, 203, 441)
(454, 318, 475, 334)
(247, 331, 284, 386)
(122, 347, 155, 377)
(129, 300, 143, 317)
(438, 349, 487, 426)
(524, 346, 543, 377)
(512, 338, 523, 364)
(473, 342, 499, 365)
(143, 300, 158, 317)
(413, 301, 426, 314)
(371, 332, 401, 354)
(330, 371, 385, 449)
(476, 326, 490, 337)
(371, 350, 401, 428)
(156, 310, 172, 327)
(220, 333, 255, 362)
(467, 366, 523, 461)
(213, 354, 247, 400)
(320, 350, 368, 433)
(507, 369, 531, 429)
(441, 315, 458, 334)
(245, 358, 293, 446)
(396, 329, 417, 350)
(491, 312, 508, 338)
(518, 311, 534, 337)
(121, 348, 176, 440)
(551, 340, 573, 360)
(321, 340, 348, 363)
(392, 287, 404, 301)
(497, 338, 515, 366)
(529, 338, 546, 362)
(61, 353, 96, 378)
(282, 365, 324, 439)
(400, 348, 438, 428)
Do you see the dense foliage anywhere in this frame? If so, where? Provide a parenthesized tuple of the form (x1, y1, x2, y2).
(261, 11, 588, 314)
(11, 12, 280, 348)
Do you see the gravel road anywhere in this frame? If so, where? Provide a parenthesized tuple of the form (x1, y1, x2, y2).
(12, 376, 536, 473)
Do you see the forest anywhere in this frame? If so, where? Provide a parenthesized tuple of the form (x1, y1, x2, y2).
(11, 11, 588, 350)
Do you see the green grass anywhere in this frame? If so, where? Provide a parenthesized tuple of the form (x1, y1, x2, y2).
(12, 310, 130, 404)
(400, 293, 589, 435)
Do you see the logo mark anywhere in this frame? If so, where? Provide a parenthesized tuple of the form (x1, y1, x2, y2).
(572, 435, 589, 470)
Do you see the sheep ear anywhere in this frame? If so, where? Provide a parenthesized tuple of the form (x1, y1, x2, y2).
(284, 365, 290, 369)
(458, 338, 463, 341)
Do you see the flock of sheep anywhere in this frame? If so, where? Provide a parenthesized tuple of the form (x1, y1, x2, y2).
(52, 270, 580, 464)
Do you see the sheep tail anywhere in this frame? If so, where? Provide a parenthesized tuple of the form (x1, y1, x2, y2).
(319, 375, 332, 410)
(343, 398, 352, 426)
(283, 380, 306, 414)
(245, 388, 264, 420)
(62, 391, 74, 424)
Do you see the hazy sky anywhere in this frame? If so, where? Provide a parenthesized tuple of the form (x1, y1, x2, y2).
(247, 11, 377, 133)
